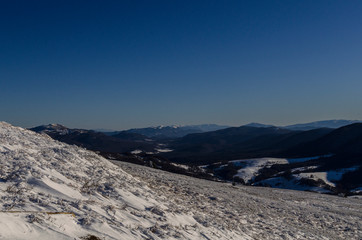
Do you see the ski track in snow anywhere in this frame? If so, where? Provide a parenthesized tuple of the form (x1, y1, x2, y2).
(0, 122, 361, 239)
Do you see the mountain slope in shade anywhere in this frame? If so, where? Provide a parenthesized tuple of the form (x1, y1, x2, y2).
(286, 123, 362, 157)
(240, 120, 361, 131)
(111, 131, 149, 141)
(284, 120, 361, 130)
(164, 126, 331, 164)
(30, 124, 156, 153)
(243, 123, 276, 128)
(30, 123, 70, 134)
(187, 124, 230, 132)
(118, 124, 230, 139)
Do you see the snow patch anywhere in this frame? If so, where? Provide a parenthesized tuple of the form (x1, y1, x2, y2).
(131, 149, 142, 154)
(232, 158, 288, 183)
(155, 148, 173, 153)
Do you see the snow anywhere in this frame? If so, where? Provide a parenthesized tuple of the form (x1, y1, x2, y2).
(114, 160, 362, 240)
(209, 155, 358, 193)
(27, 176, 84, 200)
(1, 121, 362, 239)
(256, 176, 330, 193)
(155, 148, 173, 153)
(230, 156, 334, 184)
(130, 149, 142, 154)
(297, 172, 335, 186)
(0, 122, 244, 239)
(170, 163, 189, 170)
(291, 166, 319, 173)
(351, 187, 362, 194)
(326, 167, 359, 182)
(296, 167, 359, 187)
(232, 158, 289, 183)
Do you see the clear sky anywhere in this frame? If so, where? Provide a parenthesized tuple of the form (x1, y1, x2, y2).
(1, 0, 362, 130)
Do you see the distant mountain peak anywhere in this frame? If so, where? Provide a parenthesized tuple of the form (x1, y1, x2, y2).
(244, 123, 275, 128)
(284, 119, 361, 131)
(45, 123, 67, 128)
(153, 125, 181, 129)
(241, 120, 362, 131)
(30, 123, 69, 134)
(122, 124, 230, 139)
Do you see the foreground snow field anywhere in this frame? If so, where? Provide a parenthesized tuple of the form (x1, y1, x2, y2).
(113, 161, 362, 240)
(0, 122, 361, 239)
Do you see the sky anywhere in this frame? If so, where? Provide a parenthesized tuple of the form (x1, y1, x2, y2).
(1, 0, 362, 130)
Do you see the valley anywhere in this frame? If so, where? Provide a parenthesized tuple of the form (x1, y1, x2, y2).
(30, 120, 362, 195)
(0, 122, 361, 239)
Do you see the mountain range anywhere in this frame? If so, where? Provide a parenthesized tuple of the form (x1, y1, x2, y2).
(245, 119, 361, 130)
(107, 124, 230, 139)
(2, 121, 360, 239)
(97, 120, 360, 138)
(30, 124, 157, 153)
(163, 126, 334, 164)
(29, 120, 362, 195)
(283, 119, 362, 131)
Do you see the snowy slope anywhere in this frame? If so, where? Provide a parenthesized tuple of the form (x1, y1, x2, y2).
(114, 160, 362, 240)
(231, 158, 289, 183)
(229, 157, 322, 183)
(0, 122, 243, 239)
(1, 122, 362, 239)
(207, 156, 356, 193)
(256, 167, 359, 193)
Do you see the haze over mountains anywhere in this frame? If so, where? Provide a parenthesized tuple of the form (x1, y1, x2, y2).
(105, 124, 230, 139)
(32, 119, 360, 140)
(100, 119, 360, 137)
(245, 119, 361, 131)
(283, 120, 362, 131)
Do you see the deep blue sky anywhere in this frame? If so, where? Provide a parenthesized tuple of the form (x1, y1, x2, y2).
(1, 1, 362, 130)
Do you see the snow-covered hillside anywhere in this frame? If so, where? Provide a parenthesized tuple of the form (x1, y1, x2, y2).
(0, 122, 241, 239)
(204, 156, 360, 194)
(113, 160, 362, 240)
(0, 122, 361, 239)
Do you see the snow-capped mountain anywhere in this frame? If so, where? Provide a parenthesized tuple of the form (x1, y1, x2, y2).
(1, 122, 362, 239)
